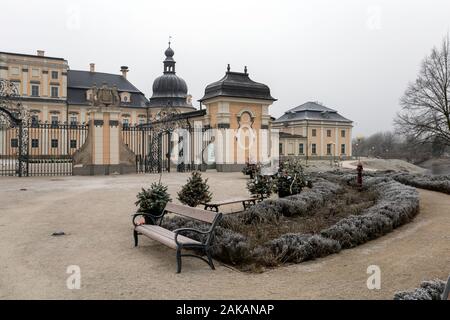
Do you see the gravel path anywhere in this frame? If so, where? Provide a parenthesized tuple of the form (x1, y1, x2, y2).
(0, 172, 448, 299)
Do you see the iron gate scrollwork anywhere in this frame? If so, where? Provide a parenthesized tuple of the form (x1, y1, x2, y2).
(1, 79, 88, 177)
(122, 103, 208, 174)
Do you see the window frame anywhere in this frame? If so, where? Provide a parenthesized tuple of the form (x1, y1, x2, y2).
(31, 85, 40, 97)
(51, 86, 59, 98)
(327, 143, 332, 155)
(11, 138, 19, 148)
(51, 139, 58, 148)
(341, 144, 346, 155)
(311, 143, 317, 155)
(31, 139, 39, 148)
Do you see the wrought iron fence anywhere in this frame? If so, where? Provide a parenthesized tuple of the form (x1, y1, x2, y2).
(0, 122, 88, 176)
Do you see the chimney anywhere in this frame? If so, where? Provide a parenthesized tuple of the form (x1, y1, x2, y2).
(120, 66, 129, 79)
(37, 50, 45, 57)
(90, 63, 95, 73)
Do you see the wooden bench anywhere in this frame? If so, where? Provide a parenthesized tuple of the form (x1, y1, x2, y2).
(132, 203, 222, 273)
(202, 197, 258, 213)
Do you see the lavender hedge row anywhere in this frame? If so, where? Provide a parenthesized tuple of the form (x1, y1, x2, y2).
(390, 172, 450, 194)
(258, 177, 419, 263)
(393, 279, 447, 300)
(163, 175, 420, 267)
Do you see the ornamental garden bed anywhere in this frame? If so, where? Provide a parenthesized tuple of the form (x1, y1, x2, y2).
(161, 172, 420, 272)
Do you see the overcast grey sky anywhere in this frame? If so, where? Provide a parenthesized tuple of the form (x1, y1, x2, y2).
(2, 0, 450, 136)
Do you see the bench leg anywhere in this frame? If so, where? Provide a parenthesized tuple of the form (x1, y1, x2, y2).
(206, 251, 215, 270)
(133, 230, 139, 247)
(176, 248, 182, 273)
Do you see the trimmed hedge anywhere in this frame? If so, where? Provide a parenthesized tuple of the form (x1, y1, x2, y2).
(390, 172, 450, 194)
(230, 179, 342, 225)
(394, 279, 446, 300)
(162, 174, 420, 269)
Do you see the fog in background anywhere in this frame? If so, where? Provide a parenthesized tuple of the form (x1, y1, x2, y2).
(1, 0, 450, 136)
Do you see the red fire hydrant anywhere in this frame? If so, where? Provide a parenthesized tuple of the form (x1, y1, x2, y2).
(357, 162, 363, 189)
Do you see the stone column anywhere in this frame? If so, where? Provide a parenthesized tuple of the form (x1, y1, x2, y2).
(73, 106, 135, 175)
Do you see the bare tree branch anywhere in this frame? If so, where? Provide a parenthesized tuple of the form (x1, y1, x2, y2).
(396, 34, 450, 145)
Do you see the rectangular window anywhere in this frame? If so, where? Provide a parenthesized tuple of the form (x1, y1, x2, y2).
(299, 143, 304, 155)
(327, 143, 332, 155)
(70, 116, 77, 126)
(279, 143, 283, 155)
(51, 86, 59, 98)
(327, 129, 332, 137)
(31, 115, 39, 126)
(51, 71, 58, 79)
(32, 139, 39, 148)
(122, 118, 129, 127)
(11, 138, 18, 148)
(51, 139, 58, 148)
(70, 140, 77, 149)
(341, 144, 346, 155)
(312, 143, 317, 154)
(51, 115, 58, 125)
(341, 130, 346, 138)
(32, 69, 39, 77)
(139, 118, 145, 125)
(31, 85, 40, 97)
(312, 129, 317, 137)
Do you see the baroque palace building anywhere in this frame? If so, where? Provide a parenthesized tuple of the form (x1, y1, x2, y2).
(0, 44, 353, 174)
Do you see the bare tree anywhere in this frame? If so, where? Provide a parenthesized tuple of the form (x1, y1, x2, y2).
(395, 34, 450, 145)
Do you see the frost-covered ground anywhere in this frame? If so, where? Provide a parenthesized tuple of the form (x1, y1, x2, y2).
(0, 172, 449, 299)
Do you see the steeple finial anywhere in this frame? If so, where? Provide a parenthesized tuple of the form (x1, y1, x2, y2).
(227, 64, 230, 72)
(168, 35, 172, 47)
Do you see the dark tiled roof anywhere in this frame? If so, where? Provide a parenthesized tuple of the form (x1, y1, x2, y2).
(274, 101, 352, 123)
(67, 70, 148, 108)
(199, 70, 276, 102)
(67, 70, 142, 92)
(67, 88, 147, 108)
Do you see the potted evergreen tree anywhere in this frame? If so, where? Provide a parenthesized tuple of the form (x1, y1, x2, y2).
(177, 171, 213, 207)
(135, 182, 172, 224)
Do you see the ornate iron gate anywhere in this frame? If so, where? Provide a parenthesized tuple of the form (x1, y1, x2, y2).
(1, 79, 88, 177)
(121, 106, 209, 174)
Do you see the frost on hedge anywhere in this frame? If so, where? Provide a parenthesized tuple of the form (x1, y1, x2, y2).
(161, 216, 252, 265)
(256, 175, 419, 263)
(161, 174, 420, 268)
(230, 179, 342, 225)
(255, 234, 341, 264)
(320, 177, 419, 248)
(390, 172, 450, 194)
(393, 279, 446, 300)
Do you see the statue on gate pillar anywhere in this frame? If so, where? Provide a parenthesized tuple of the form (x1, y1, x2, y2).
(90, 83, 120, 108)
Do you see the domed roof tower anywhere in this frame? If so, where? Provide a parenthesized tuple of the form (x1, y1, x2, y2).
(149, 42, 194, 109)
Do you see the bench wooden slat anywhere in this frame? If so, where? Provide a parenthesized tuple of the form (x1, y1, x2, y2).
(206, 197, 256, 206)
(136, 225, 201, 250)
(165, 203, 217, 224)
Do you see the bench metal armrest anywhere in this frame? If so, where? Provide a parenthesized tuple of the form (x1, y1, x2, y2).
(174, 228, 211, 246)
(132, 212, 165, 227)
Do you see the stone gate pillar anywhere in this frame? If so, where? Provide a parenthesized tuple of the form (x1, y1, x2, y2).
(73, 84, 136, 175)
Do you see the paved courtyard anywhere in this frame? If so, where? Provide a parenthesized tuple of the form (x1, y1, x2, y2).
(0, 171, 449, 299)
